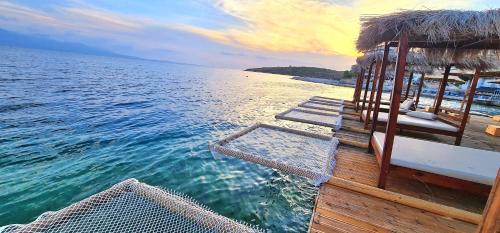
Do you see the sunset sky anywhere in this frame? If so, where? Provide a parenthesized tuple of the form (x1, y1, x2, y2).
(1, 0, 499, 69)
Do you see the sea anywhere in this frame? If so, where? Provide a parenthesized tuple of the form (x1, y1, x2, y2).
(0, 46, 357, 232)
(1, 46, 498, 232)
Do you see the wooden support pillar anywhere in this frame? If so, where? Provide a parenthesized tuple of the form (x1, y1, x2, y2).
(477, 169, 500, 233)
(415, 73, 425, 108)
(354, 69, 365, 111)
(455, 67, 480, 146)
(368, 43, 390, 153)
(434, 65, 451, 114)
(360, 62, 374, 120)
(378, 32, 409, 189)
(460, 79, 474, 112)
(364, 61, 381, 129)
(404, 71, 414, 100)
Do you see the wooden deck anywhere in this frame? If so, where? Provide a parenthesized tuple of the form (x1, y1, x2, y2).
(308, 116, 488, 233)
(308, 144, 487, 233)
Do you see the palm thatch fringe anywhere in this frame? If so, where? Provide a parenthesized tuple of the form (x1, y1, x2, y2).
(357, 9, 500, 51)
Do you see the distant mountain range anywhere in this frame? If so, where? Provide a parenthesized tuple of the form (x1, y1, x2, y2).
(0, 29, 137, 59)
(245, 66, 355, 80)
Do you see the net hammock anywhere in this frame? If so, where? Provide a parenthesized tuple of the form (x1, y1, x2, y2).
(298, 101, 344, 113)
(275, 108, 343, 131)
(309, 97, 344, 105)
(0, 179, 262, 233)
(310, 96, 344, 102)
(209, 124, 339, 186)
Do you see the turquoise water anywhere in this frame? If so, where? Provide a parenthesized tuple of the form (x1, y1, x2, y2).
(0, 47, 354, 232)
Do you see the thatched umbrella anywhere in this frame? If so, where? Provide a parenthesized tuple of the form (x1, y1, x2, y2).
(356, 9, 500, 189)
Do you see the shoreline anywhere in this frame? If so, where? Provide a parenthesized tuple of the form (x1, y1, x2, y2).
(292, 76, 499, 115)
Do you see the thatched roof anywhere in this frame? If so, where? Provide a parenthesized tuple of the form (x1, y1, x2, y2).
(357, 9, 500, 51)
(351, 64, 362, 74)
(425, 75, 465, 84)
(356, 48, 434, 73)
(356, 48, 428, 67)
(356, 47, 499, 71)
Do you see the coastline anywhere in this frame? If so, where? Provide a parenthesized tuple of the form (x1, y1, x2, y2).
(291, 76, 499, 115)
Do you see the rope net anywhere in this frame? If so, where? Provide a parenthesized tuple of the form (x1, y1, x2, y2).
(309, 97, 345, 105)
(1, 179, 262, 233)
(210, 124, 339, 186)
(275, 108, 343, 131)
(298, 101, 344, 113)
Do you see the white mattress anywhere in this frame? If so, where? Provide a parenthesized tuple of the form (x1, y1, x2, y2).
(372, 132, 500, 185)
(369, 104, 409, 113)
(362, 110, 458, 132)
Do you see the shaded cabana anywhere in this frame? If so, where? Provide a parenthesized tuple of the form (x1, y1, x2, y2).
(356, 8, 500, 193)
(356, 49, 436, 129)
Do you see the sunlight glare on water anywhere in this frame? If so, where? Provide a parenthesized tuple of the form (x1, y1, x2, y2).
(0, 47, 354, 232)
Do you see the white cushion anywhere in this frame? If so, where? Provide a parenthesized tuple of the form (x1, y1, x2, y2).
(362, 111, 458, 132)
(372, 132, 500, 185)
(400, 99, 414, 110)
(407, 111, 437, 120)
(373, 104, 409, 113)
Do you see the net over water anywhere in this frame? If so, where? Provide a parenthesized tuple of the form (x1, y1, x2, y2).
(210, 125, 339, 185)
(0, 179, 262, 233)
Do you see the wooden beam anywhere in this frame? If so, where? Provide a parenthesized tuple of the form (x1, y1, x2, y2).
(364, 61, 381, 129)
(328, 177, 482, 225)
(360, 62, 374, 121)
(434, 65, 451, 114)
(455, 67, 480, 145)
(477, 169, 500, 232)
(404, 71, 414, 100)
(415, 73, 425, 108)
(378, 31, 409, 189)
(460, 78, 474, 112)
(368, 42, 390, 153)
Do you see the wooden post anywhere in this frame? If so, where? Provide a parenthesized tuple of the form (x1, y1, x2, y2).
(476, 169, 500, 233)
(434, 65, 451, 114)
(460, 78, 473, 111)
(364, 61, 381, 129)
(455, 67, 480, 145)
(368, 43, 390, 153)
(404, 71, 414, 100)
(415, 72, 425, 108)
(378, 32, 409, 189)
(354, 69, 365, 111)
(360, 62, 374, 120)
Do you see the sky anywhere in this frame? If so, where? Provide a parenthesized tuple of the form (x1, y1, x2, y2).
(0, 0, 499, 70)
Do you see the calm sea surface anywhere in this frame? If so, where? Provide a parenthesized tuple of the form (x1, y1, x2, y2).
(0, 47, 356, 232)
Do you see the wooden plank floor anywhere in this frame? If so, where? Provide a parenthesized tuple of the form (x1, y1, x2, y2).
(308, 145, 487, 233)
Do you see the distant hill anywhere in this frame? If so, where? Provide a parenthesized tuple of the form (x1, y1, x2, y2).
(0, 29, 133, 58)
(245, 66, 355, 80)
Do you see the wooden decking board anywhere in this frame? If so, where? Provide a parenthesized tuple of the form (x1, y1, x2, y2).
(309, 145, 486, 233)
(314, 184, 477, 233)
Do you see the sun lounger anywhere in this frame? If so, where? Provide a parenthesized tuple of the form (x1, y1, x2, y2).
(371, 132, 500, 194)
(362, 110, 458, 133)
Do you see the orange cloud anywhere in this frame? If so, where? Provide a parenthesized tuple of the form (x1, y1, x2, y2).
(176, 0, 483, 57)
